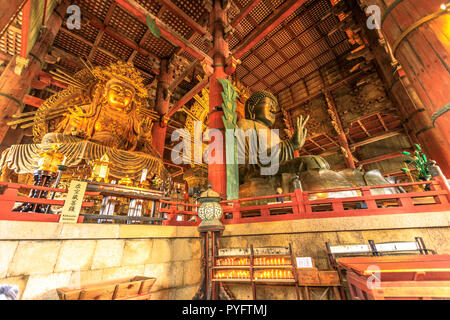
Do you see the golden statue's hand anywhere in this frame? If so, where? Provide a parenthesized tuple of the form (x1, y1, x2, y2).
(290, 115, 309, 150)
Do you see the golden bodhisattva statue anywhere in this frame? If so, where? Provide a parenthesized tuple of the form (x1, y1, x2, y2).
(1, 61, 167, 182)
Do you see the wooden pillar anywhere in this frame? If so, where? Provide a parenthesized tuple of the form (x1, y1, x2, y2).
(375, 0, 450, 151)
(207, 0, 228, 198)
(152, 58, 173, 157)
(0, 0, 25, 38)
(353, 0, 450, 176)
(0, 3, 67, 152)
(325, 91, 356, 169)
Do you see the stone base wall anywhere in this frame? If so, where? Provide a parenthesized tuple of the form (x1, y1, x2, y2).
(1, 211, 449, 300)
(219, 212, 450, 300)
(0, 222, 201, 300)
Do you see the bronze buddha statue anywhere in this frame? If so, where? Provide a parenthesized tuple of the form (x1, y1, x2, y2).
(237, 91, 360, 199)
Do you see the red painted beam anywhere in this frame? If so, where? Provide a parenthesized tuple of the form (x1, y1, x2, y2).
(357, 150, 412, 166)
(113, 0, 212, 65)
(231, 0, 263, 28)
(157, 0, 211, 38)
(19, 0, 31, 58)
(23, 94, 44, 108)
(167, 77, 208, 117)
(233, 0, 307, 59)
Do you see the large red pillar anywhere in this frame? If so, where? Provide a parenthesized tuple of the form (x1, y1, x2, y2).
(152, 58, 173, 157)
(376, 0, 450, 151)
(355, 1, 450, 176)
(0, 3, 67, 152)
(392, 70, 450, 176)
(207, 0, 229, 198)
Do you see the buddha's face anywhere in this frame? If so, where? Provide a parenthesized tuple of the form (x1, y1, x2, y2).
(253, 97, 277, 127)
(105, 80, 135, 111)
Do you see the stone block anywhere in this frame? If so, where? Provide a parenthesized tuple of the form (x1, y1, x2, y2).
(101, 265, 145, 282)
(68, 269, 104, 288)
(0, 221, 61, 240)
(150, 289, 169, 300)
(336, 231, 365, 245)
(189, 238, 201, 259)
(119, 224, 177, 239)
(122, 240, 153, 266)
(8, 241, 61, 276)
(54, 240, 96, 272)
(172, 239, 193, 261)
(150, 239, 172, 263)
(168, 261, 184, 288)
(0, 241, 18, 278)
(91, 240, 124, 270)
(174, 284, 197, 300)
(183, 259, 201, 286)
(21, 271, 72, 300)
(59, 223, 119, 239)
(144, 263, 170, 291)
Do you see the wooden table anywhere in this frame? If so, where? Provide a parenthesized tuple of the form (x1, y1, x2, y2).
(337, 255, 450, 300)
(296, 269, 344, 300)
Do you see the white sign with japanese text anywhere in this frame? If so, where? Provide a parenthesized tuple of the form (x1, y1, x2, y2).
(296, 257, 313, 268)
(59, 180, 87, 223)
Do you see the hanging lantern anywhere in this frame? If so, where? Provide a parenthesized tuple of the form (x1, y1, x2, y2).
(197, 183, 224, 230)
(90, 153, 110, 183)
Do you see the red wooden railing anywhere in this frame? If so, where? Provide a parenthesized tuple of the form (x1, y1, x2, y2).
(0, 182, 98, 223)
(219, 176, 450, 225)
(159, 199, 200, 226)
(1, 176, 449, 226)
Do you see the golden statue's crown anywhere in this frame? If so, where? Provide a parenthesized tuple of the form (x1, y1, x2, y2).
(94, 61, 148, 98)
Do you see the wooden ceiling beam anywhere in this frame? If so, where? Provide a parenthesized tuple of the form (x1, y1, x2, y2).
(156, 0, 211, 39)
(88, 2, 116, 61)
(233, 0, 307, 59)
(23, 94, 44, 108)
(318, 128, 405, 157)
(167, 76, 208, 117)
(169, 60, 199, 91)
(113, 0, 212, 65)
(284, 64, 373, 111)
(357, 149, 412, 166)
(231, 0, 263, 28)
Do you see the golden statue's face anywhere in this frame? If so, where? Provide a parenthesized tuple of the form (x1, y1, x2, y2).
(254, 97, 277, 127)
(105, 81, 135, 111)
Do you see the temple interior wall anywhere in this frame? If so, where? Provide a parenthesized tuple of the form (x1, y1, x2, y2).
(0, 222, 201, 300)
(1, 211, 449, 300)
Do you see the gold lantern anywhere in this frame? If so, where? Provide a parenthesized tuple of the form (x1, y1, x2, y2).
(37, 144, 66, 173)
(90, 153, 110, 183)
(118, 175, 133, 187)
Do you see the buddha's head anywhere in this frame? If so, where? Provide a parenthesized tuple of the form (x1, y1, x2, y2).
(245, 91, 278, 127)
(104, 79, 136, 112)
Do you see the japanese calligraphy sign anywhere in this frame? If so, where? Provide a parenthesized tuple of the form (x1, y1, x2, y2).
(59, 180, 87, 223)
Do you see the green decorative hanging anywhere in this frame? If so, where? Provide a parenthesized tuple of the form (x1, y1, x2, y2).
(218, 78, 239, 200)
(146, 14, 161, 38)
(402, 144, 431, 181)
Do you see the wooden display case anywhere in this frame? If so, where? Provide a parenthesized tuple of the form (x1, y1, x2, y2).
(212, 243, 302, 300)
